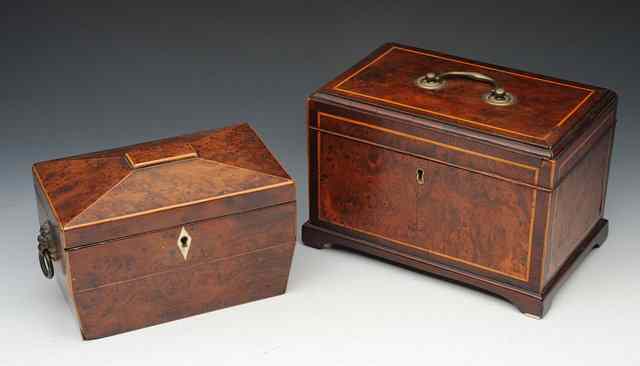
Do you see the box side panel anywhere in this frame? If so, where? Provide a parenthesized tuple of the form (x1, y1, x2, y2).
(543, 128, 614, 287)
(74, 242, 294, 339)
(68, 202, 296, 292)
(551, 109, 616, 186)
(33, 176, 75, 307)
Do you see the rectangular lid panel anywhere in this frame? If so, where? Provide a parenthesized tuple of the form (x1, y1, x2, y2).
(125, 141, 198, 168)
(32, 123, 294, 248)
(322, 43, 609, 149)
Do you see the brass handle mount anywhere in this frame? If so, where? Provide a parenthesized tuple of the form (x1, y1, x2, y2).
(37, 221, 58, 279)
(415, 71, 516, 106)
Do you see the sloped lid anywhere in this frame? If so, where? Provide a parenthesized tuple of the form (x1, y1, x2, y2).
(33, 124, 294, 247)
(319, 43, 616, 155)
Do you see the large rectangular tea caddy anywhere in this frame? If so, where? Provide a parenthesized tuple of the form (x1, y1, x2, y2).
(302, 43, 617, 317)
(33, 124, 296, 339)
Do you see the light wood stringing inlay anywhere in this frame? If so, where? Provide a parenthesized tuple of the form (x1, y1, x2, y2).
(316, 112, 539, 282)
(333, 46, 595, 140)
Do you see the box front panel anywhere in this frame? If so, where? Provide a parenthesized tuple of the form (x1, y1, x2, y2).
(68, 202, 296, 338)
(69, 202, 296, 291)
(311, 104, 545, 188)
(415, 157, 535, 282)
(310, 102, 547, 289)
(74, 242, 294, 339)
(317, 132, 419, 245)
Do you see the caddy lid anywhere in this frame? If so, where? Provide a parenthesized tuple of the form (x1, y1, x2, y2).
(319, 43, 616, 156)
(33, 124, 295, 248)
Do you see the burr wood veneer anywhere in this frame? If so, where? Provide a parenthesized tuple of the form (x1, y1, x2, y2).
(302, 43, 617, 318)
(33, 124, 296, 339)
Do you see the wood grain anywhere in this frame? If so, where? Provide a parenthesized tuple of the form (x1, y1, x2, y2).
(302, 219, 608, 318)
(544, 130, 612, 285)
(318, 132, 419, 246)
(64, 182, 294, 247)
(415, 155, 534, 281)
(304, 42, 617, 317)
(32, 123, 297, 339)
(323, 43, 605, 148)
(33, 123, 295, 248)
(125, 141, 197, 168)
(69, 202, 296, 291)
(33, 157, 130, 225)
(190, 123, 291, 179)
(316, 111, 540, 188)
(75, 242, 294, 339)
(317, 130, 534, 282)
(66, 159, 291, 228)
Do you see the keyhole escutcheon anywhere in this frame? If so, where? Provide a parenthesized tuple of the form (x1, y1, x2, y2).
(416, 168, 425, 185)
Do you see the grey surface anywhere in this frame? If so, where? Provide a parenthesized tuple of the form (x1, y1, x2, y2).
(1, 2, 639, 365)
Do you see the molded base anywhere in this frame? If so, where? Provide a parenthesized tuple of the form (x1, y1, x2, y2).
(302, 219, 608, 318)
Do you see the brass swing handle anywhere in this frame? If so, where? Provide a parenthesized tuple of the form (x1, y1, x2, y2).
(37, 222, 57, 279)
(415, 71, 516, 106)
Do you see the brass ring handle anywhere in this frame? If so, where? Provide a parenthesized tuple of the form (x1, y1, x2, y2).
(37, 222, 57, 279)
(39, 249, 54, 279)
(415, 71, 516, 106)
